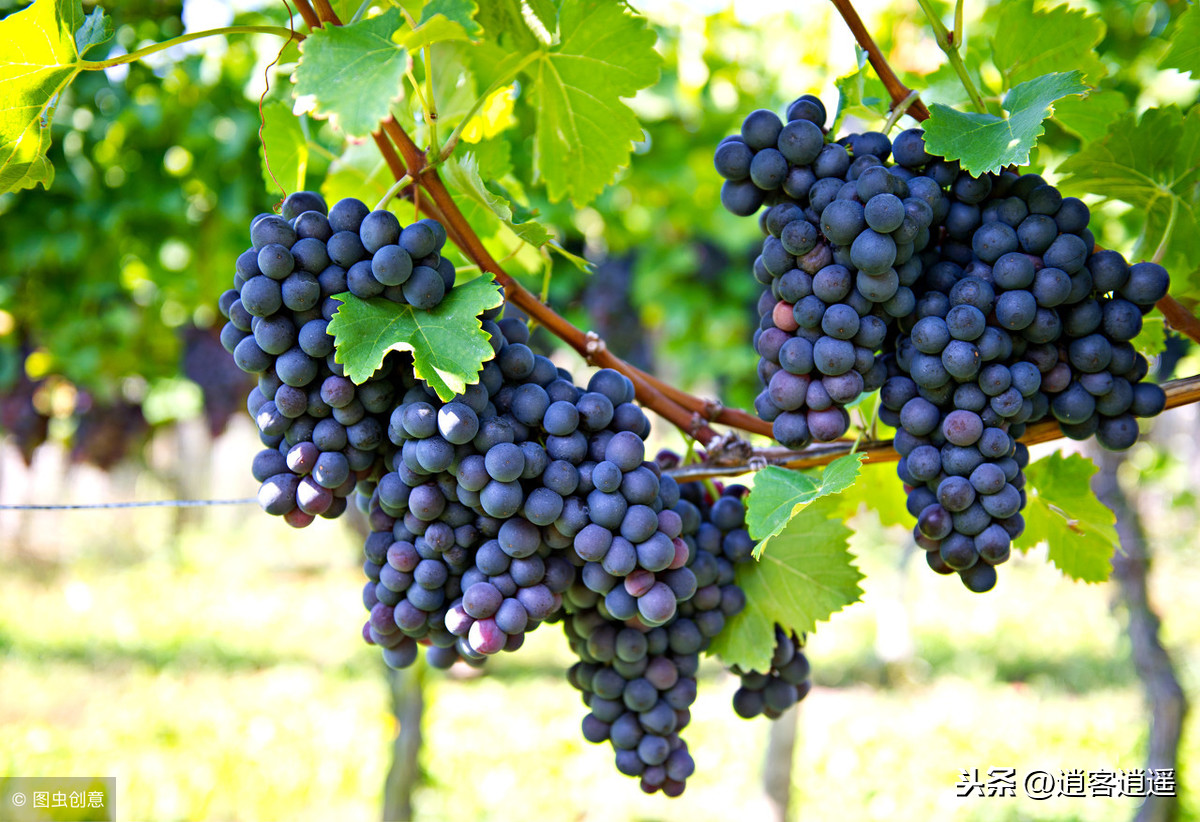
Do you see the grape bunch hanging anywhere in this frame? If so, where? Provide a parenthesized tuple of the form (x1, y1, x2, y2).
(217, 192, 810, 797)
(717, 95, 1170, 593)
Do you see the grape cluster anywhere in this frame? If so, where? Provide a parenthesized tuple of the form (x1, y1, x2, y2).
(730, 626, 811, 719)
(561, 607, 699, 797)
(561, 479, 798, 795)
(718, 97, 948, 447)
(218, 191, 457, 527)
(718, 96, 1171, 593)
(882, 167, 1169, 592)
(225, 190, 817, 796)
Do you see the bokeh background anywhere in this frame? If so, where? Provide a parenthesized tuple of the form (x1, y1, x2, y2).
(1, 0, 1198, 820)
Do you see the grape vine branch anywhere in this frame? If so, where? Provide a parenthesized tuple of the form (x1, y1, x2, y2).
(291, 0, 1200, 477)
(670, 373, 1200, 481)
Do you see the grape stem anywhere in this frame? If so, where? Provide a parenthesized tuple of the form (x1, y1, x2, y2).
(349, 0, 374, 25)
(665, 374, 1200, 480)
(295, 1, 321, 28)
(374, 174, 414, 211)
(311, 0, 340, 23)
(1152, 200, 1177, 266)
(826, 0, 930, 122)
(424, 46, 439, 157)
(914, 0, 988, 114)
(880, 90, 922, 134)
(1156, 295, 1200, 345)
(80, 26, 300, 69)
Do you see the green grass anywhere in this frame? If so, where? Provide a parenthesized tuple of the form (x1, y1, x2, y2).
(0, 455, 1197, 821)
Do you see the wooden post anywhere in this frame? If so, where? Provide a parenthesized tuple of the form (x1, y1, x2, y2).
(1093, 446, 1187, 822)
(763, 705, 799, 821)
(383, 663, 425, 822)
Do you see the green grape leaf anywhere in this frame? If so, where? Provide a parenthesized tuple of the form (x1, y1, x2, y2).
(525, 0, 559, 37)
(1132, 312, 1167, 359)
(830, 458, 910, 529)
(293, 8, 407, 138)
(547, 240, 591, 272)
(442, 153, 553, 247)
(523, 0, 662, 204)
(923, 71, 1089, 176)
(709, 495, 862, 672)
(399, 0, 483, 51)
(1161, 3, 1200, 79)
(259, 101, 308, 194)
(1052, 89, 1128, 144)
(471, 137, 513, 180)
(0, 0, 92, 193)
(988, 0, 1106, 86)
(746, 454, 865, 558)
(1056, 106, 1200, 294)
(74, 6, 113, 56)
(832, 47, 892, 132)
(1015, 452, 1119, 583)
(328, 274, 504, 398)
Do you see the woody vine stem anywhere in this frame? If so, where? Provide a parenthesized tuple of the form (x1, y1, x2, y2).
(291, 0, 1200, 480)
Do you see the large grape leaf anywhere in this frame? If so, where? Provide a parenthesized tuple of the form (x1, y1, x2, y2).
(1015, 452, 1119, 583)
(293, 9, 407, 138)
(1056, 106, 1200, 298)
(1052, 89, 1128, 144)
(923, 72, 1088, 176)
(327, 274, 504, 398)
(745, 453, 864, 558)
(987, 0, 1106, 86)
(469, 134, 514, 180)
(259, 101, 307, 195)
(0, 0, 99, 193)
(708, 495, 863, 673)
(1161, 3, 1200, 79)
(519, 0, 662, 204)
(524, 0, 558, 37)
(442, 153, 553, 247)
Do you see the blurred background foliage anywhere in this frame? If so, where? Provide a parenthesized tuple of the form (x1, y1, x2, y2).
(1, 0, 1199, 820)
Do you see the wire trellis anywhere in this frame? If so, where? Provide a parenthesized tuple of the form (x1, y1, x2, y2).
(0, 499, 258, 511)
